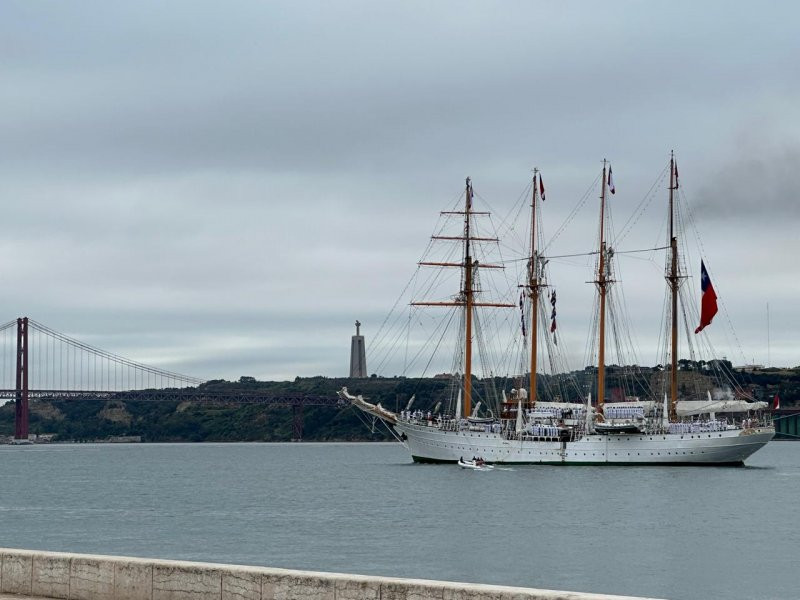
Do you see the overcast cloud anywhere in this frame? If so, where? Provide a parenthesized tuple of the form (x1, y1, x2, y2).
(1, 1, 799, 381)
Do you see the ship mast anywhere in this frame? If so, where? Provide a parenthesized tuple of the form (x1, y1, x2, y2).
(596, 161, 608, 417)
(667, 152, 679, 421)
(463, 178, 475, 417)
(528, 170, 541, 407)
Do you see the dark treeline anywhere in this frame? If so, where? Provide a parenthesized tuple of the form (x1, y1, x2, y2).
(0, 362, 797, 443)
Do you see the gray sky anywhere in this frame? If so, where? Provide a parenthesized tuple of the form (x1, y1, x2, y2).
(2, 1, 799, 382)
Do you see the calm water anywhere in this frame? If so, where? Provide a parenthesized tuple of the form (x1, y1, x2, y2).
(0, 441, 796, 600)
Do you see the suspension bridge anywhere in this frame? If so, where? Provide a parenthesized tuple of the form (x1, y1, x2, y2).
(1, 317, 342, 443)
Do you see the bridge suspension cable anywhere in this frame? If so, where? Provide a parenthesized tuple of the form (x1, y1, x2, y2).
(0, 318, 204, 392)
(0, 317, 344, 443)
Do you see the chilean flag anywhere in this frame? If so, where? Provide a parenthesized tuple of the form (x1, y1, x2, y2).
(694, 260, 718, 334)
(539, 175, 546, 201)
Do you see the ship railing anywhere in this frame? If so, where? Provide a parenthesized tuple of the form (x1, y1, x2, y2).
(740, 415, 774, 429)
(434, 418, 466, 432)
(663, 415, 774, 433)
(504, 426, 581, 442)
(525, 406, 586, 419)
(668, 419, 728, 434)
(604, 406, 646, 420)
(399, 411, 452, 428)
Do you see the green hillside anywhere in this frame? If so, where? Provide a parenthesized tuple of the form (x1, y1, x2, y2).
(1, 364, 797, 443)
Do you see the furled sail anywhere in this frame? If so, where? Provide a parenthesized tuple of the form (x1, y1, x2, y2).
(677, 400, 767, 417)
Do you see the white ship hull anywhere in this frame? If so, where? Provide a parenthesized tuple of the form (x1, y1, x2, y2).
(395, 421, 774, 465)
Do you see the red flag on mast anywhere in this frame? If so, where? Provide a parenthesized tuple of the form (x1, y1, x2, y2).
(539, 175, 546, 201)
(773, 393, 780, 410)
(694, 260, 718, 334)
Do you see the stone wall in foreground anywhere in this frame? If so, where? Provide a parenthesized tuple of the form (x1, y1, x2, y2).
(0, 548, 664, 600)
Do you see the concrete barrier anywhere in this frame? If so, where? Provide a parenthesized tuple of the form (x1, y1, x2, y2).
(0, 549, 666, 600)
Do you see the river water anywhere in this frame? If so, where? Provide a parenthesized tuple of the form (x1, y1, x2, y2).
(0, 441, 796, 600)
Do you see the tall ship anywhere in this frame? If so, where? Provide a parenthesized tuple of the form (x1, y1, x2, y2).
(340, 157, 774, 464)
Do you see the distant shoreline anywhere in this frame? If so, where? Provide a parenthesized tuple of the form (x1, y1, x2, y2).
(0, 439, 401, 446)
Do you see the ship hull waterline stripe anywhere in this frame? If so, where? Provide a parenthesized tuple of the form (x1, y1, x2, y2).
(411, 455, 746, 467)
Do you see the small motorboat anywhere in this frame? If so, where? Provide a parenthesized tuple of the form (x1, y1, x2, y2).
(458, 457, 493, 470)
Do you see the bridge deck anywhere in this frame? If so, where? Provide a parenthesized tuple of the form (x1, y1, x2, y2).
(0, 389, 342, 406)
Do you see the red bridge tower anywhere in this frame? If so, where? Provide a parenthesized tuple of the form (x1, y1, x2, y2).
(15, 317, 29, 441)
